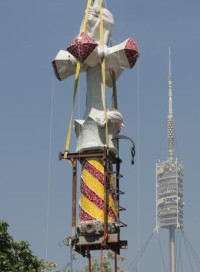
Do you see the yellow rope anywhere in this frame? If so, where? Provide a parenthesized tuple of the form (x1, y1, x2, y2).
(82, 0, 92, 33)
(98, 0, 109, 149)
(64, 62, 80, 158)
(64, 0, 92, 158)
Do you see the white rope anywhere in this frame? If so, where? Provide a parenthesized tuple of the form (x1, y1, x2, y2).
(45, 76, 54, 260)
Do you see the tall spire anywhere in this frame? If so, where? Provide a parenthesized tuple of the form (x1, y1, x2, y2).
(168, 48, 173, 117)
(168, 48, 175, 161)
(156, 48, 184, 272)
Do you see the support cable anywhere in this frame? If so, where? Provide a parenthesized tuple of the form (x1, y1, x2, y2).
(114, 252, 117, 272)
(87, 247, 92, 272)
(182, 230, 200, 270)
(176, 231, 183, 272)
(45, 76, 54, 261)
(98, 0, 109, 149)
(127, 230, 155, 272)
(136, 58, 141, 272)
(157, 232, 167, 272)
(70, 239, 73, 272)
(182, 231, 194, 272)
(100, 245, 103, 272)
(64, 0, 92, 158)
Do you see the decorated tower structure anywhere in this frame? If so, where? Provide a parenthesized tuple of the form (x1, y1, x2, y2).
(156, 49, 184, 272)
(52, 0, 139, 268)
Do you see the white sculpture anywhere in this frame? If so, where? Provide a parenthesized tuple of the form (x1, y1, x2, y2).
(52, 0, 139, 153)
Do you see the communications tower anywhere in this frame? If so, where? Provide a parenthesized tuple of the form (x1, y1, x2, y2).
(156, 49, 184, 272)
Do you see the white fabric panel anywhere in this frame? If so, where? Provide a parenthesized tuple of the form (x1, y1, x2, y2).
(52, 50, 78, 81)
(84, 44, 104, 67)
(105, 39, 131, 69)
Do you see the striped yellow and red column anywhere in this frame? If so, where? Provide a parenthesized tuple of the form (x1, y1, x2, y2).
(79, 159, 118, 224)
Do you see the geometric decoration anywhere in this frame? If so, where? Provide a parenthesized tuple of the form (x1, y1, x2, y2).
(67, 32, 98, 63)
(124, 38, 139, 68)
(79, 159, 118, 223)
(52, 50, 77, 81)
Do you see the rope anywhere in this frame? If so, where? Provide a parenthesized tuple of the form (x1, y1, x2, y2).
(98, 0, 109, 149)
(82, 0, 93, 33)
(157, 232, 167, 272)
(114, 252, 117, 272)
(98, 3, 109, 265)
(100, 233, 108, 272)
(100, 245, 103, 272)
(64, 0, 92, 158)
(123, 59, 140, 272)
(87, 247, 92, 272)
(127, 231, 155, 272)
(136, 58, 141, 272)
(45, 76, 54, 260)
(182, 230, 200, 270)
(64, 62, 81, 158)
(70, 239, 73, 271)
(176, 231, 183, 272)
(182, 231, 194, 272)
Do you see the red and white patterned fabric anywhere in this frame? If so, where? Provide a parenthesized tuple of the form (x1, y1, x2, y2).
(52, 35, 139, 85)
(125, 38, 139, 68)
(67, 32, 98, 63)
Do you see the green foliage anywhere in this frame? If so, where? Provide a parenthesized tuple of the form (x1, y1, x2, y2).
(0, 221, 44, 272)
(82, 254, 112, 272)
(42, 261, 61, 272)
(0, 221, 127, 272)
(84, 252, 126, 272)
(64, 251, 127, 272)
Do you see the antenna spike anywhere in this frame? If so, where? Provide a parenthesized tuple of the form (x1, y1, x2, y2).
(167, 48, 174, 161)
(168, 47, 173, 117)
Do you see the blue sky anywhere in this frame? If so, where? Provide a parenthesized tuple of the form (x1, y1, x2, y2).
(0, 0, 200, 270)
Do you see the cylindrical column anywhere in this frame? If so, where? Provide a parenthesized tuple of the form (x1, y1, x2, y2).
(169, 226, 175, 272)
(79, 158, 118, 223)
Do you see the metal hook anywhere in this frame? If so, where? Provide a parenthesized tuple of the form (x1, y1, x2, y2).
(112, 135, 136, 165)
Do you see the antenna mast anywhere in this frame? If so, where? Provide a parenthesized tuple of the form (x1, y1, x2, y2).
(168, 48, 175, 161)
(156, 49, 184, 272)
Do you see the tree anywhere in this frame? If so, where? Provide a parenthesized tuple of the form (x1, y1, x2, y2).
(63, 251, 127, 272)
(83, 251, 127, 272)
(0, 221, 127, 272)
(0, 221, 45, 272)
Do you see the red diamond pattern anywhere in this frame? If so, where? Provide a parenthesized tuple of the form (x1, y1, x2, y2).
(125, 38, 139, 68)
(67, 32, 97, 63)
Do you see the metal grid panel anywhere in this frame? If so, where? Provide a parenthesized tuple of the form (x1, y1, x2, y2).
(156, 160, 183, 229)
